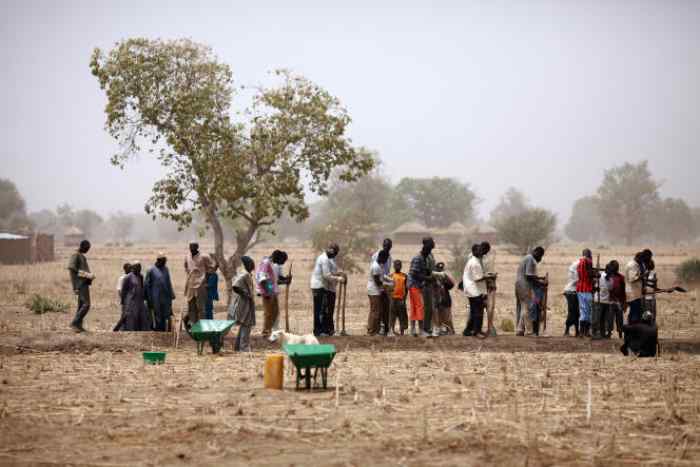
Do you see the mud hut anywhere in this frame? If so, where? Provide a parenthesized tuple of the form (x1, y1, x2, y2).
(32, 233, 55, 262)
(63, 226, 84, 247)
(468, 224, 498, 245)
(435, 222, 469, 245)
(392, 222, 431, 245)
(0, 233, 32, 264)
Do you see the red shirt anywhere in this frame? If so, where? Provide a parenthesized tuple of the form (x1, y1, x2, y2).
(576, 257, 593, 293)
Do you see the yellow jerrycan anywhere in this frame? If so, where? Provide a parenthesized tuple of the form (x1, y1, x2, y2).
(264, 354, 284, 389)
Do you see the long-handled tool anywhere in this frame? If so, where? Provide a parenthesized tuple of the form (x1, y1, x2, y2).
(284, 262, 293, 332)
(341, 277, 348, 335)
(541, 272, 549, 332)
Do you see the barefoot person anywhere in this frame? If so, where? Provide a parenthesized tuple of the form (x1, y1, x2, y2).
(113, 262, 131, 331)
(434, 262, 455, 335)
(67, 239, 95, 333)
(370, 239, 393, 334)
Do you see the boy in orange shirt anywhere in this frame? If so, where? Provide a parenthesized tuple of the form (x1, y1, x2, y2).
(389, 260, 409, 336)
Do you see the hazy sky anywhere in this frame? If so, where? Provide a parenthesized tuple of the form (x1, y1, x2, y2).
(2, 0, 699, 224)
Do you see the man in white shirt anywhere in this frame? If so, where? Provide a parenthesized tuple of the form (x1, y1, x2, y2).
(367, 250, 392, 335)
(480, 242, 498, 337)
(370, 238, 393, 334)
(625, 249, 653, 324)
(462, 244, 490, 338)
(563, 259, 579, 336)
(310, 243, 346, 336)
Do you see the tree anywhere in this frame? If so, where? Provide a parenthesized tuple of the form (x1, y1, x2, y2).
(108, 212, 134, 243)
(0, 178, 32, 232)
(393, 177, 477, 228)
(91, 38, 373, 300)
(311, 165, 391, 271)
(596, 161, 660, 245)
(494, 207, 557, 254)
(565, 196, 606, 243)
(653, 198, 696, 245)
(55, 203, 75, 229)
(489, 187, 529, 225)
(74, 209, 103, 238)
(29, 209, 58, 234)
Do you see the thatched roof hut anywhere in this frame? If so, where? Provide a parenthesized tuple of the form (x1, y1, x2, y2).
(392, 222, 431, 245)
(468, 223, 498, 245)
(63, 226, 84, 247)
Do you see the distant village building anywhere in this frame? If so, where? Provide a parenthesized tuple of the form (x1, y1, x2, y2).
(392, 222, 431, 245)
(63, 226, 84, 247)
(392, 221, 498, 246)
(0, 233, 54, 265)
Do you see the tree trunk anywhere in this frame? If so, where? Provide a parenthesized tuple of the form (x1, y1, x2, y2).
(203, 202, 235, 308)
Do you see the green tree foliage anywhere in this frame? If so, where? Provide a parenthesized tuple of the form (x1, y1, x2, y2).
(0, 178, 32, 232)
(74, 209, 103, 238)
(28, 209, 58, 234)
(392, 177, 477, 228)
(565, 196, 606, 243)
(311, 167, 391, 272)
(653, 198, 696, 245)
(489, 187, 529, 226)
(91, 38, 373, 294)
(596, 161, 660, 245)
(494, 207, 557, 255)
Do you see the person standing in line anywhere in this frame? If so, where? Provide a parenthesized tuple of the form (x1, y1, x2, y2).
(480, 242, 498, 337)
(563, 257, 580, 337)
(204, 256, 219, 320)
(310, 243, 346, 336)
(228, 256, 256, 352)
(184, 242, 211, 331)
(606, 260, 627, 338)
(270, 250, 292, 332)
(371, 239, 393, 335)
(576, 249, 595, 337)
(626, 249, 653, 324)
(434, 262, 455, 335)
(367, 250, 392, 336)
(515, 247, 546, 336)
(67, 239, 95, 333)
(144, 253, 176, 332)
(407, 237, 435, 337)
(462, 244, 488, 338)
(256, 251, 278, 337)
(120, 261, 151, 331)
(113, 262, 131, 332)
(389, 260, 408, 336)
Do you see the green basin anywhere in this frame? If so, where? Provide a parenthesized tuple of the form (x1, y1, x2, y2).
(143, 351, 166, 365)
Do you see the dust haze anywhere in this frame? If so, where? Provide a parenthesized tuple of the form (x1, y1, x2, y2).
(2, 0, 699, 242)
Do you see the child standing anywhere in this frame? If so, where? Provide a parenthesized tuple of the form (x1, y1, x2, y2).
(389, 260, 408, 336)
(205, 256, 219, 320)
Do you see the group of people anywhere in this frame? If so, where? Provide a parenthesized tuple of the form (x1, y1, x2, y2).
(66, 237, 660, 357)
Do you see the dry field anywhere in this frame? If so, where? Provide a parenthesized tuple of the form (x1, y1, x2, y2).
(1, 242, 699, 466)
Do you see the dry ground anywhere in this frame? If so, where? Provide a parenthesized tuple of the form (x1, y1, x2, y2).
(1, 242, 699, 466)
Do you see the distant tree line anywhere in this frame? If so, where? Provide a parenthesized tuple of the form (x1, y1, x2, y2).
(565, 161, 700, 245)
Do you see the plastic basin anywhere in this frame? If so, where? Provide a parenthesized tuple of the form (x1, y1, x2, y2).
(143, 351, 166, 365)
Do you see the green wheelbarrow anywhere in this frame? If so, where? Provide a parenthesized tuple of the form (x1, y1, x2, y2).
(190, 319, 236, 355)
(284, 344, 337, 390)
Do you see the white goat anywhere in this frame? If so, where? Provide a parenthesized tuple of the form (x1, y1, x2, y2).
(269, 330, 320, 346)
